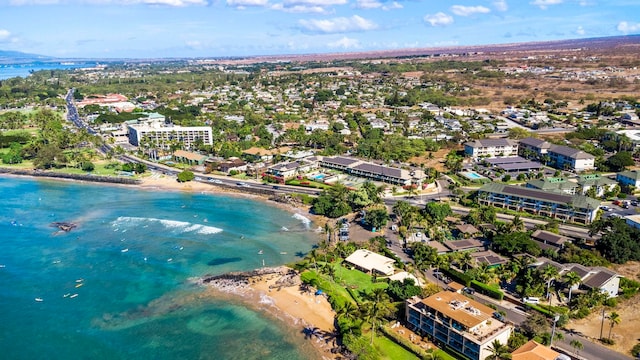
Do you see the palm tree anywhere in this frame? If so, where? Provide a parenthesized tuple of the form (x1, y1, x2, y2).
(362, 288, 392, 344)
(510, 214, 525, 232)
(539, 265, 559, 300)
(608, 312, 621, 339)
(570, 339, 583, 357)
(484, 339, 512, 360)
(563, 271, 582, 305)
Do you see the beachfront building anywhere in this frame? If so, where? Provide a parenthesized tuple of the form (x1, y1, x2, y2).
(127, 115, 213, 151)
(173, 150, 209, 166)
(267, 160, 318, 180)
(318, 156, 425, 186)
(463, 139, 519, 158)
(518, 137, 595, 172)
(478, 183, 600, 225)
(616, 170, 640, 188)
(406, 291, 512, 360)
(344, 249, 395, 276)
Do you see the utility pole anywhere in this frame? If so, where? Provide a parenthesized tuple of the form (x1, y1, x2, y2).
(600, 307, 606, 339)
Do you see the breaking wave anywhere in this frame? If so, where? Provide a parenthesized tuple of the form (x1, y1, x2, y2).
(291, 213, 311, 229)
(113, 217, 223, 235)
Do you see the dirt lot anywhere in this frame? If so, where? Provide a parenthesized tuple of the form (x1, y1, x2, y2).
(409, 147, 460, 173)
(566, 262, 640, 355)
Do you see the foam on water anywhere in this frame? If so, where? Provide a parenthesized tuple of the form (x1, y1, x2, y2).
(291, 213, 311, 229)
(114, 217, 223, 235)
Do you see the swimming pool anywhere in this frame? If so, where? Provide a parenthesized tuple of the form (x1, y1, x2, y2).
(461, 171, 485, 180)
(312, 174, 326, 180)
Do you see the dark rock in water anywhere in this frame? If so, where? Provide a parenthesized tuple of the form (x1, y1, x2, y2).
(50, 222, 77, 232)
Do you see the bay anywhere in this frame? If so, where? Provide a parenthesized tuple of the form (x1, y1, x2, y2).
(0, 176, 320, 359)
(0, 62, 99, 80)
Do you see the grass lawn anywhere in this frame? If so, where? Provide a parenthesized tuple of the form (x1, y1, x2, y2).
(286, 179, 332, 190)
(374, 334, 419, 360)
(332, 262, 388, 303)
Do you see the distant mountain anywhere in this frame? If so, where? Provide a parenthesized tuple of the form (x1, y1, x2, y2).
(0, 50, 54, 64)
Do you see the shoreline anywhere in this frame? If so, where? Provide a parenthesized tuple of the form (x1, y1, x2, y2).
(3, 170, 339, 358)
(197, 266, 340, 360)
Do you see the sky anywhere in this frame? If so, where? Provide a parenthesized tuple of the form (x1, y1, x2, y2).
(0, 0, 639, 59)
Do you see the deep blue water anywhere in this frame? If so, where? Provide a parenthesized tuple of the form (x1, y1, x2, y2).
(0, 62, 98, 80)
(0, 176, 320, 359)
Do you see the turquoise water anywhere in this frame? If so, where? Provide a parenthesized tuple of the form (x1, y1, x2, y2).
(463, 171, 483, 180)
(0, 176, 319, 359)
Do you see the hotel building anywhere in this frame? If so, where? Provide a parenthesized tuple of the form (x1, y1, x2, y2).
(406, 291, 512, 360)
(127, 118, 213, 150)
(463, 139, 519, 158)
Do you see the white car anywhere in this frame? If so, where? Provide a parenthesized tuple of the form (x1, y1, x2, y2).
(523, 297, 540, 304)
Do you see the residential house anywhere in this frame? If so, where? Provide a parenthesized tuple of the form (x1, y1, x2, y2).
(406, 291, 513, 360)
(464, 139, 519, 158)
(442, 239, 484, 253)
(478, 183, 601, 225)
(512, 340, 562, 360)
(344, 249, 395, 276)
(471, 251, 508, 268)
(242, 147, 290, 163)
(532, 258, 622, 298)
(454, 224, 480, 239)
(531, 230, 570, 252)
(267, 160, 318, 180)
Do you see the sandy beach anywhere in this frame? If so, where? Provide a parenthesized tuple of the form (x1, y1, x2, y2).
(199, 267, 339, 360)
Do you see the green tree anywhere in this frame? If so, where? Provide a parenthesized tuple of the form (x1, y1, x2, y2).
(484, 339, 512, 360)
(606, 151, 634, 172)
(570, 339, 583, 357)
(563, 271, 582, 305)
(177, 170, 195, 182)
(363, 208, 390, 231)
(608, 312, 621, 340)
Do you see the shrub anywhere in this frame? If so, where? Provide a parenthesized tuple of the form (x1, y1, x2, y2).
(631, 342, 640, 357)
(81, 161, 95, 171)
(177, 170, 195, 182)
(600, 338, 615, 345)
(443, 267, 471, 287)
(470, 280, 504, 300)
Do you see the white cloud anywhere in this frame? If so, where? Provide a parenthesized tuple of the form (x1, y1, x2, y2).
(226, 0, 268, 7)
(328, 36, 361, 49)
(617, 21, 640, 34)
(9, 0, 208, 4)
(0, 30, 11, 41)
(493, 0, 508, 11)
(355, 0, 381, 9)
(271, 3, 327, 13)
(143, 0, 207, 5)
(450, 5, 490, 16)
(382, 1, 402, 10)
(576, 26, 585, 35)
(283, 0, 346, 5)
(530, 0, 562, 10)
(423, 12, 453, 27)
(298, 15, 378, 33)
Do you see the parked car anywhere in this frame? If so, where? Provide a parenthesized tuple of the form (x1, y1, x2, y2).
(492, 311, 505, 322)
(523, 297, 540, 304)
(463, 287, 476, 295)
(600, 205, 612, 211)
(631, 200, 638, 206)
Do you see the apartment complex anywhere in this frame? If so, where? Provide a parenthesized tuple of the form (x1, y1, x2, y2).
(478, 183, 600, 225)
(617, 170, 640, 188)
(319, 156, 425, 186)
(406, 291, 512, 360)
(127, 116, 213, 150)
(463, 139, 519, 158)
(519, 137, 595, 172)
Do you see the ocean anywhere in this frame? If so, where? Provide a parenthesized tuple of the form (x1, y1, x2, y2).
(0, 62, 99, 80)
(0, 176, 321, 359)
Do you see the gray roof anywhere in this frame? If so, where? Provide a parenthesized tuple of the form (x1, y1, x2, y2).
(322, 156, 360, 167)
(498, 161, 542, 171)
(484, 156, 529, 165)
(479, 183, 601, 210)
(549, 145, 595, 160)
(352, 163, 403, 179)
(443, 239, 484, 251)
(471, 251, 508, 266)
(464, 138, 518, 148)
(582, 268, 619, 289)
(531, 230, 570, 246)
(519, 137, 551, 149)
